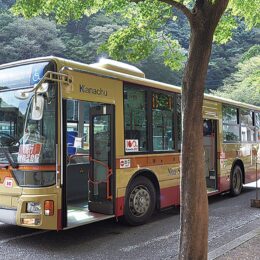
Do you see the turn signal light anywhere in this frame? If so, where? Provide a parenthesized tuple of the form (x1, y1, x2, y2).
(44, 200, 54, 216)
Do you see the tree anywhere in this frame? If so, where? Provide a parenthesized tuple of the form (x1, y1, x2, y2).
(12, 0, 260, 259)
(212, 46, 260, 105)
(0, 0, 14, 10)
(206, 25, 259, 90)
(0, 12, 65, 63)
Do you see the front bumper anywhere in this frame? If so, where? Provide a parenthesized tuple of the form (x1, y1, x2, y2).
(0, 207, 17, 225)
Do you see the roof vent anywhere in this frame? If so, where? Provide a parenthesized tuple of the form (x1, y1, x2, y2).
(90, 58, 145, 78)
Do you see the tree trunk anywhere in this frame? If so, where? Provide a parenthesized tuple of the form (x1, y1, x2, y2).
(178, 1, 228, 258)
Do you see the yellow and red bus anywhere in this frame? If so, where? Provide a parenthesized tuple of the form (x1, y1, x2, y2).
(0, 56, 259, 230)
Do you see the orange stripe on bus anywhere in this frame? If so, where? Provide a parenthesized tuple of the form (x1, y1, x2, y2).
(218, 151, 240, 159)
(18, 165, 56, 171)
(116, 154, 180, 169)
(0, 169, 12, 183)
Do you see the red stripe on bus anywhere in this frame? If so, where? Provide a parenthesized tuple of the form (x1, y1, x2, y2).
(160, 186, 180, 208)
(57, 209, 62, 231)
(245, 169, 260, 183)
(116, 197, 124, 217)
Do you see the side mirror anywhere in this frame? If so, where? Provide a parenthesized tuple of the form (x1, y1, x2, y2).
(31, 95, 44, 120)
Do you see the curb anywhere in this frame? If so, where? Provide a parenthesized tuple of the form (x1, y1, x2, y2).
(208, 227, 260, 260)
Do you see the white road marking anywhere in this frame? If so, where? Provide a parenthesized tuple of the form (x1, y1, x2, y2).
(120, 230, 180, 252)
(208, 227, 260, 260)
(0, 230, 49, 245)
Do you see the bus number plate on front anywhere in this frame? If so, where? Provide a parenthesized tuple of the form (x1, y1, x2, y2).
(4, 179, 13, 188)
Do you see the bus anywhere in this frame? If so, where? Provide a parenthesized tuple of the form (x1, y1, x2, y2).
(0, 56, 259, 230)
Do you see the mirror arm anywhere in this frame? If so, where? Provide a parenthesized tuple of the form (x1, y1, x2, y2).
(19, 71, 72, 97)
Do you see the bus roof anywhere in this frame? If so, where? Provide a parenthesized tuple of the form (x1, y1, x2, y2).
(1, 56, 259, 111)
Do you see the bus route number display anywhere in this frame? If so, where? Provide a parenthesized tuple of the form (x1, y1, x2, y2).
(18, 144, 42, 163)
(125, 139, 139, 152)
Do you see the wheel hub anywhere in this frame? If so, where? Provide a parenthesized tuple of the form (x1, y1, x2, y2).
(129, 186, 151, 217)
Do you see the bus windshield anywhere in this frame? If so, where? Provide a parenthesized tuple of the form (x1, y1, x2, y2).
(0, 62, 53, 91)
(0, 85, 56, 165)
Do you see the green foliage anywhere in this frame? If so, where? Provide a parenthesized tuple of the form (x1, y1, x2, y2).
(12, 0, 184, 70)
(212, 53, 260, 105)
(214, 13, 237, 44)
(207, 24, 259, 90)
(0, 12, 65, 63)
(98, 0, 186, 70)
(229, 0, 260, 30)
(12, 0, 260, 76)
(0, 3, 257, 90)
(241, 44, 260, 62)
(60, 33, 89, 62)
(0, 0, 14, 10)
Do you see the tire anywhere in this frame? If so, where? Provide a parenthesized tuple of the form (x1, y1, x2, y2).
(124, 176, 156, 226)
(230, 165, 243, 196)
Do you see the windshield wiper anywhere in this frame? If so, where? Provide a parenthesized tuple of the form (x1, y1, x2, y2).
(0, 145, 18, 168)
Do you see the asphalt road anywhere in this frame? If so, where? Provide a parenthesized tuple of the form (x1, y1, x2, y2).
(1, 185, 260, 260)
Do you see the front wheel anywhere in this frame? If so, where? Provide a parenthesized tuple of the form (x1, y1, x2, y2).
(230, 165, 243, 196)
(124, 176, 156, 226)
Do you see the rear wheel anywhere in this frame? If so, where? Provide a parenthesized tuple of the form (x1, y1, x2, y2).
(230, 165, 243, 196)
(124, 176, 156, 225)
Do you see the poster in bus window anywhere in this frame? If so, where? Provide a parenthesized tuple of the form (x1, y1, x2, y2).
(18, 144, 42, 163)
(125, 139, 139, 152)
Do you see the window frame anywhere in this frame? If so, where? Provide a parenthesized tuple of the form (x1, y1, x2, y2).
(222, 104, 240, 143)
(123, 82, 181, 155)
(222, 104, 260, 144)
(152, 90, 175, 152)
(240, 109, 255, 143)
(254, 111, 260, 143)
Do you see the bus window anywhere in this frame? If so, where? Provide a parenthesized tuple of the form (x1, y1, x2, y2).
(124, 85, 148, 153)
(66, 100, 91, 162)
(240, 109, 255, 142)
(222, 105, 240, 142)
(152, 92, 174, 151)
(255, 112, 260, 142)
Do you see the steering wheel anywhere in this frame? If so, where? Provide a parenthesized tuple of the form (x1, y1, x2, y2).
(0, 133, 20, 147)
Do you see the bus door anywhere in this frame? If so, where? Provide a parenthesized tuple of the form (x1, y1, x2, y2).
(203, 119, 218, 191)
(88, 104, 115, 215)
(63, 100, 115, 228)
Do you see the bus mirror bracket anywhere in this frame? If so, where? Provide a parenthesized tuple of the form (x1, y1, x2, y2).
(15, 71, 73, 99)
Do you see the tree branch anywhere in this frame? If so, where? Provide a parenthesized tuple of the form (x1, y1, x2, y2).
(158, 0, 193, 22)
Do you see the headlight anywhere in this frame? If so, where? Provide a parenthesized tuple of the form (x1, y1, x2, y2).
(12, 170, 56, 187)
(27, 202, 41, 214)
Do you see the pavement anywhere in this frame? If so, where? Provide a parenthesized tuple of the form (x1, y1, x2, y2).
(208, 227, 260, 259)
(208, 182, 260, 260)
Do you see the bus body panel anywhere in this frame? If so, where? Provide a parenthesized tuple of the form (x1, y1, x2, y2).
(0, 56, 259, 229)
